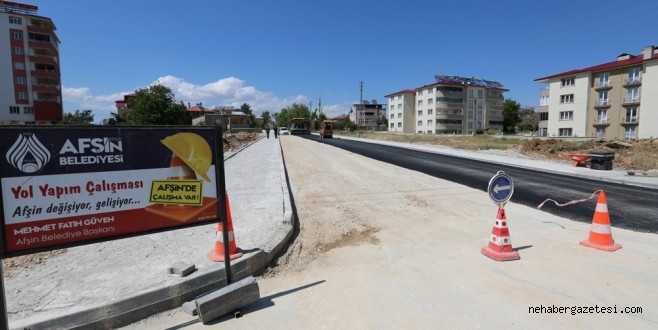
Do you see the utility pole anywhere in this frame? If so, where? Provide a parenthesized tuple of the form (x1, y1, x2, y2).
(473, 97, 477, 136)
(359, 81, 364, 104)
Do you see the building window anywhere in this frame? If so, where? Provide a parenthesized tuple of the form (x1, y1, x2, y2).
(596, 127, 606, 138)
(9, 16, 22, 24)
(597, 91, 608, 105)
(427, 109, 433, 115)
(559, 111, 573, 121)
(560, 94, 574, 104)
(624, 127, 636, 140)
(427, 119, 433, 126)
(23, 106, 34, 114)
(417, 100, 423, 106)
(390, 104, 395, 110)
(477, 90, 483, 98)
(390, 123, 394, 128)
(397, 122, 401, 128)
(15, 76, 26, 84)
(13, 62, 25, 70)
(628, 68, 641, 83)
(11, 31, 22, 39)
(427, 98, 433, 105)
(397, 113, 402, 118)
(539, 113, 549, 121)
(625, 108, 638, 122)
(16, 92, 27, 99)
(10, 106, 20, 114)
(561, 77, 575, 87)
(397, 103, 402, 109)
(626, 87, 640, 103)
(417, 110, 422, 116)
(598, 73, 610, 87)
(539, 128, 547, 137)
(436, 97, 463, 104)
(437, 86, 463, 94)
(558, 128, 572, 137)
(539, 96, 549, 106)
(390, 114, 394, 119)
(13, 47, 23, 55)
(417, 120, 422, 126)
(427, 130, 432, 134)
(24, 121, 35, 125)
(596, 110, 607, 123)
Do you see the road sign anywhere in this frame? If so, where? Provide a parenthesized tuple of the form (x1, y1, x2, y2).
(488, 171, 514, 207)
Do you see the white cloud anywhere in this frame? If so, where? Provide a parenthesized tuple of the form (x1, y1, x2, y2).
(62, 75, 350, 123)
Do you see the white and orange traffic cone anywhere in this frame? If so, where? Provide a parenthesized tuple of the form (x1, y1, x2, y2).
(482, 208, 520, 261)
(580, 191, 621, 252)
(207, 192, 243, 262)
(166, 152, 197, 180)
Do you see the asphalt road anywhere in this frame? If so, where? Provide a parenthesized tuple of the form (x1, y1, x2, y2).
(307, 135, 658, 233)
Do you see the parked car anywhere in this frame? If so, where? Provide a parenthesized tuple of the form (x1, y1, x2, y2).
(278, 127, 289, 135)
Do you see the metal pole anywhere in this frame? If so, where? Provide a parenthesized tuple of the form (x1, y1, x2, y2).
(472, 97, 477, 136)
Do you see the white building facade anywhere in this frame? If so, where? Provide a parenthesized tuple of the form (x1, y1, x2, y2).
(536, 45, 658, 140)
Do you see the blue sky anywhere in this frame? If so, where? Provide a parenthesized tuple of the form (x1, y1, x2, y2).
(32, 0, 658, 123)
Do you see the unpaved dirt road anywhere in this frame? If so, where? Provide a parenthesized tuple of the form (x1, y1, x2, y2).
(125, 135, 658, 329)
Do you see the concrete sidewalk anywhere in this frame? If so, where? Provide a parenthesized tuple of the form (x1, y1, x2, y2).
(6, 132, 293, 330)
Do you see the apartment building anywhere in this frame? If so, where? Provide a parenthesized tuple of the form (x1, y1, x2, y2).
(535, 45, 658, 140)
(0, 1, 62, 124)
(348, 100, 387, 130)
(387, 75, 507, 135)
(386, 90, 415, 133)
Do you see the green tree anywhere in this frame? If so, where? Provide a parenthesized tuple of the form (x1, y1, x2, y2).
(102, 112, 128, 126)
(503, 99, 521, 133)
(517, 106, 538, 132)
(125, 84, 191, 125)
(240, 103, 257, 128)
(261, 111, 271, 128)
(273, 103, 311, 128)
(60, 109, 94, 125)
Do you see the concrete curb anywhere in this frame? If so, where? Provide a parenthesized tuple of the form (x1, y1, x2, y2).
(14, 138, 294, 330)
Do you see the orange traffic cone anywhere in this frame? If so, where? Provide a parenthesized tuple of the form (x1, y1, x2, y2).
(167, 152, 197, 180)
(482, 208, 520, 261)
(580, 191, 621, 252)
(207, 192, 243, 261)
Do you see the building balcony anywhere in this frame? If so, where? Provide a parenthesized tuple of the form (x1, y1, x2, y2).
(27, 25, 55, 34)
(621, 116, 639, 125)
(31, 84, 60, 93)
(29, 54, 58, 65)
(435, 110, 463, 119)
(594, 81, 612, 89)
(624, 77, 641, 86)
(31, 69, 59, 78)
(28, 39, 56, 51)
(594, 99, 611, 108)
(593, 118, 610, 127)
(622, 97, 640, 105)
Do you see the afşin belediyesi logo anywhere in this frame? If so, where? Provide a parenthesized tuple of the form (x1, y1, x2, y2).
(6, 133, 51, 173)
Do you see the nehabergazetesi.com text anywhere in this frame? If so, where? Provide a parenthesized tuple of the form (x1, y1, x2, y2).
(529, 305, 642, 315)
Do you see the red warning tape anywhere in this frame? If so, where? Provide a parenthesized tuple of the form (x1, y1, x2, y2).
(537, 190, 602, 209)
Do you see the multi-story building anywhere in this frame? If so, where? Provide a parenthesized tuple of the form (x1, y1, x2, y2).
(386, 90, 415, 133)
(535, 45, 658, 140)
(348, 100, 387, 130)
(1, 1, 62, 124)
(387, 75, 507, 135)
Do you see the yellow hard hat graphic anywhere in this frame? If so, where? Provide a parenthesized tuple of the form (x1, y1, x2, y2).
(161, 133, 212, 181)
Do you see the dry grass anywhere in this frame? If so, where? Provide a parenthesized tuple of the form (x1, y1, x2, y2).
(342, 131, 658, 171)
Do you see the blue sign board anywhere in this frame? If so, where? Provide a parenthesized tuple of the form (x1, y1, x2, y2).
(488, 171, 514, 206)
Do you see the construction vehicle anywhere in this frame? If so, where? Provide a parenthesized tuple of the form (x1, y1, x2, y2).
(319, 120, 334, 138)
(289, 117, 310, 135)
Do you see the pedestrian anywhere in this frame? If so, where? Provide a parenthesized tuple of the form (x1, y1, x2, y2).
(274, 126, 279, 139)
(265, 126, 270, 139)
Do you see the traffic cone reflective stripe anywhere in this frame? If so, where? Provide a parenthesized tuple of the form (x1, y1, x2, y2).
(167, 153, 196, 180)
(482, 208, 520, 261)
(580, 191, 621, 252)
(208, 192, 243, 262)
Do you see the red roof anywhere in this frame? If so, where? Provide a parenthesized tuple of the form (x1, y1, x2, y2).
(535, 51, 658, 81)
(187, 106, 214, 113)
(385, 89, 416, 97)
